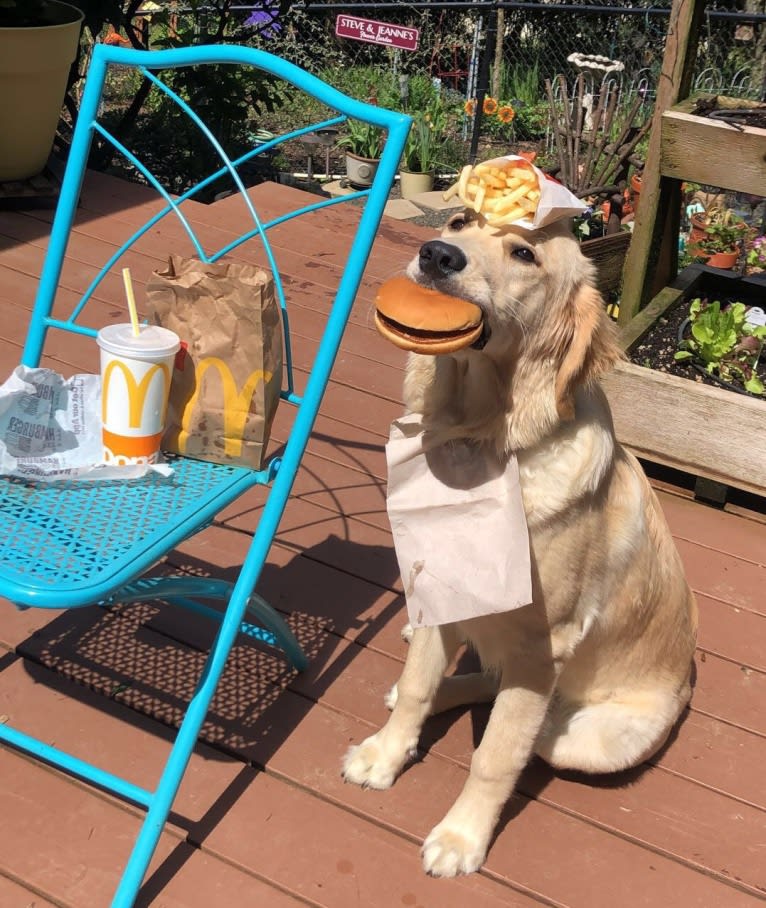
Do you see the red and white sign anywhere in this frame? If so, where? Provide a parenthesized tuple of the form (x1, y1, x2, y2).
(335, 14, 420, 52)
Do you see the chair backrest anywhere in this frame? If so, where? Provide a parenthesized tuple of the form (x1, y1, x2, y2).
(22, 43, 410, 489)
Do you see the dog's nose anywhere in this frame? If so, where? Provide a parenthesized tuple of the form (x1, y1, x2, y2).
(418, 241, 467, 279)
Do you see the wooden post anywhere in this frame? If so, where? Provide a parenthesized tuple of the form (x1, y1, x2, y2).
(469, 7, 498, 164)
(618, 0, 707, 325)
(492, 8, 504, 100)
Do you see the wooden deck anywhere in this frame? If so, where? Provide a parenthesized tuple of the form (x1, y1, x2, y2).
(1, 173, 765, 908)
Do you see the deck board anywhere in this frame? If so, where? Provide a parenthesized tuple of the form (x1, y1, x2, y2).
(1, 172, 765, 907)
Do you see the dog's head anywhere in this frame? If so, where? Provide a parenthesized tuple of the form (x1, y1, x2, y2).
(405, 210, 622, 434)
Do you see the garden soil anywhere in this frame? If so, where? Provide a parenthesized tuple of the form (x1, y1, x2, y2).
(628, 296, 766, 398)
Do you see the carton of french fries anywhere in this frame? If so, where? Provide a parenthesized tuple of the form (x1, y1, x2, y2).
(444, 155, 586, 229)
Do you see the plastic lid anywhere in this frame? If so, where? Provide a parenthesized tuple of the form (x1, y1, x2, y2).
(97, 323, 180, 360)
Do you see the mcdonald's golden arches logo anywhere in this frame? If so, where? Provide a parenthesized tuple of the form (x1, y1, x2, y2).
(101, 359, 171, 428)
(177, 357, 272, 457)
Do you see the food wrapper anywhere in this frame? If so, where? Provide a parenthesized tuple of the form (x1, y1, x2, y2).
(386, 413, 532, 628)
(0, 366, 172, 481)
(446, 155, 586, 230)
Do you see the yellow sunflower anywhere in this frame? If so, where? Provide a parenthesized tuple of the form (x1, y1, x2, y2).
(498, 105, 516, 123)
(483, 96, 499, 115)
(464, 99, 476, 116)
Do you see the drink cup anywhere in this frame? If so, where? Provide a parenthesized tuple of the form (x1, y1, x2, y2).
(97, 323, 180, 465)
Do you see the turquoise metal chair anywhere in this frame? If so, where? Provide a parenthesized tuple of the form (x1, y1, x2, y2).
(0, 43, 409, 907)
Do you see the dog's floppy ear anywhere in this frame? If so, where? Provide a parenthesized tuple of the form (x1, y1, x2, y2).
(554, 284, 622, 420)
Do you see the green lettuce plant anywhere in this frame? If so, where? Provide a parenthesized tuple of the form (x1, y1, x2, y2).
(675, 297, 766, 395)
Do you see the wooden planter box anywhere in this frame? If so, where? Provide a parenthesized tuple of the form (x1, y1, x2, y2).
(601, 266, 766, 497)
(581, 230, 631, 297)
(660, 96, 766, 198)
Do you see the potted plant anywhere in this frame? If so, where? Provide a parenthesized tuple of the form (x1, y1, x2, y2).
(0, 0, 85, 182)
(399, 102, 445, 199)
(689, 216, 747, 270)
(336, 119, 383, 189)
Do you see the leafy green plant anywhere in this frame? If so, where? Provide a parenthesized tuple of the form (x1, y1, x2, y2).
(401, 100, 445, 173)
(336, 118, 384, 159)
(674, 298, 766, 395)
(697, 218, 747, 255)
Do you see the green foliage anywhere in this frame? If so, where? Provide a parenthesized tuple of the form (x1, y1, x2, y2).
(698, 218, 747, 254)
(675, 298, 766, 395)
(400, 83, 447, 173)
(85, 1, 289, 193)
(513, 101, 551, 141)
(493, 59, 543, 108)
(322, 65, 400, 109)
(402, 109, 441, 173)
(336, 119, 384, 160)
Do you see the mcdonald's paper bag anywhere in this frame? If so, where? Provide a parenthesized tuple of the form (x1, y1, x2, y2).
(386, 414, 533, 628)
(147, 255, 282, 470)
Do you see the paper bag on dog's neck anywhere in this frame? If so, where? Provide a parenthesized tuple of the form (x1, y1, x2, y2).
(386, 413, 532, 628)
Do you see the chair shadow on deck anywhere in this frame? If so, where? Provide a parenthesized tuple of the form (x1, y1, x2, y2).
(12, 525, 405, 899)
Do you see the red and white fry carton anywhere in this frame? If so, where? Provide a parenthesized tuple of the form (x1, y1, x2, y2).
(448, 155, 586, 230)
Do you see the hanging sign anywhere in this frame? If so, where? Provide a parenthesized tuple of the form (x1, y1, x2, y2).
(335, 14, 420, 51)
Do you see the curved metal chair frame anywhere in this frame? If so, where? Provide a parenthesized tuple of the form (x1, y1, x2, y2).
(0, 43, 409, 907)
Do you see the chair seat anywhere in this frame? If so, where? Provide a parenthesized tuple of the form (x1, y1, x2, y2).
(0, 455, 263, 609)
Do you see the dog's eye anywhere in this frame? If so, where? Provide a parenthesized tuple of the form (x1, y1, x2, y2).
(447, 214, 468, 232)
(510, 246, 536, 263)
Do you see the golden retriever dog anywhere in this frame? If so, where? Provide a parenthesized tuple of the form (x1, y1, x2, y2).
(342, 209, 698, 877)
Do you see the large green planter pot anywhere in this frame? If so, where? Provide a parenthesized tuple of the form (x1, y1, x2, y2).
(399, 168, 435, 199)
(0, 1, 84, 182)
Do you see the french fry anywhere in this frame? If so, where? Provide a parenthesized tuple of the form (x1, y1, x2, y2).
(443, 157, 542, 226)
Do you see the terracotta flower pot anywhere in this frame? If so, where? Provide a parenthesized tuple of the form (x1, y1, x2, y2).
(705, 249, 739, 270)
(688, 243, 739, 270)
(689, 212, 708, 244)
(630, 173, 642, 212)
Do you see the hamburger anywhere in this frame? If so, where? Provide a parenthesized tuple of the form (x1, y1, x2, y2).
(374, 276, 484, 355)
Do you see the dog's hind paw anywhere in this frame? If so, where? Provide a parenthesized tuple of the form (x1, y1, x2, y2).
(421, 824, 486, 878)
(342, 734, 414, 790)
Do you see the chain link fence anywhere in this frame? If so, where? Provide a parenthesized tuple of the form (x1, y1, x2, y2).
(91, 2, 763, 194)
(275, 2, 764, 100)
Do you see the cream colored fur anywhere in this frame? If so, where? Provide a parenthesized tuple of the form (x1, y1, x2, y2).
(342, 212, 697, 877)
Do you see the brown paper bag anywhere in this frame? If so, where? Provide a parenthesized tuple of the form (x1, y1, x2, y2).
(386, 413, 532, 628)
(146, 255, 282, 470)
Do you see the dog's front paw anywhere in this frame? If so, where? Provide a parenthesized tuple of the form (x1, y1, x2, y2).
(421, 821, 487, 877)
(342, 733, 414, 790)
(384, 682, 398, 710)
